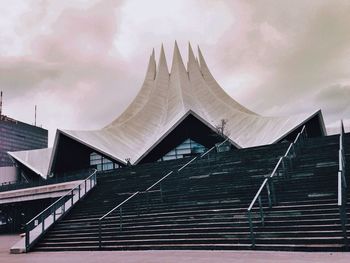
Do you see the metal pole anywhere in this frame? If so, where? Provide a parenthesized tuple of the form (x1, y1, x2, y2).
(25, 226, 29, 251)
(281, 157, 286, 175)
(42, 215, 45, 232)
(147, 192, 150, 211)
(270, 180, 276, 206)
(248, 210, 255, 248)
(160, 183, 163, 203)
(99, 220, 102, 249)
(53, 207, 56, 222)
(71, 191, 74, 206)
(266, 183, 272, 209)
(119, 207, 123, 231)
(340, 206, 348, 248)
(258, 196, 264, 226)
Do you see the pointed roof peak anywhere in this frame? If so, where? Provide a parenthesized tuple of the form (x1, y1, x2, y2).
(187, 42, 200, 72)
(157, 43, 169, 75)
(197, 45, 207, 71)
(171, 40, 186, 73)
(173, 40, 181, 57)
(145, 47, 156, 79)
(188, 42, 196, 62)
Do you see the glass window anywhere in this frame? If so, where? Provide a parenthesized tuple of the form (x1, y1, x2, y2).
(159, 138, 207, 162)
(90, 152, 120, 171)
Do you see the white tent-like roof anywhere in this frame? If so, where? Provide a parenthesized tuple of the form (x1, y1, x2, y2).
(8, 148, 52, 179)
(9, 42, 326, 177)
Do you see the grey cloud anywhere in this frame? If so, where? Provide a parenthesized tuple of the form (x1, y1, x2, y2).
(249, 2, 350, 111)
(1, 0, 350, 143)
(313, 84, 350, 122)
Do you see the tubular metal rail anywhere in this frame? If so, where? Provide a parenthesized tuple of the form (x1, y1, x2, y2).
(247, 126, 306, 247)
(338, 120, 348, 247)
(24, 169, 97, 252)
(98, 138, 230, 249)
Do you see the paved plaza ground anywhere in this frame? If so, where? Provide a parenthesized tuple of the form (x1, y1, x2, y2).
(1, 234, 350, 263)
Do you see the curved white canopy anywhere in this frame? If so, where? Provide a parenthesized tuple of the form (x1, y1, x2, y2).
(10, 42, 326, 176)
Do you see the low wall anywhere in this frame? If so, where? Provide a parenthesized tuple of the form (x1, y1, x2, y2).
(0, 180, 83, 204)
(0, 166, 17, 185)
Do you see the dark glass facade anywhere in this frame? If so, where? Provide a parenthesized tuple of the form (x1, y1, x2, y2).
(158, 138, 207, 161)
(90, 152, 121, 171)
(0, 115, 48, 167)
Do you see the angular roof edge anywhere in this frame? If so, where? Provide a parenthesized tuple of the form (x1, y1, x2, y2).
(8, 148, 52, 179)
(133, 109, 242, 165)
(47, 129, 127, 175)
(271, 109, 327, 144)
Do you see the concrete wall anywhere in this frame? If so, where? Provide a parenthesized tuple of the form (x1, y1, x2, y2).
(0, 166, 17, 184)
(0, 180, 83, 204)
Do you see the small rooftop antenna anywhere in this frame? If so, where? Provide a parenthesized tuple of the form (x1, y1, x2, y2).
(35, 105, 37, 126)
(0, 91, 3, 116)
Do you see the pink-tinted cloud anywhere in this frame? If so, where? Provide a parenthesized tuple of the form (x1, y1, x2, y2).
(1, 0, 350, 144)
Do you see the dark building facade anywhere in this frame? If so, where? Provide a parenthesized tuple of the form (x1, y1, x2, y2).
(0, 115, 48, 167)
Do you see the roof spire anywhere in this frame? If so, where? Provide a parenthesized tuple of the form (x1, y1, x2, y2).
(151, 48, 155, 59)
(144, 48, 156, 80)
(197, 45, 208, 72)
(157, 44, 169, 76)
(187, 42, 199, 70)
(171, 40, 186, 74)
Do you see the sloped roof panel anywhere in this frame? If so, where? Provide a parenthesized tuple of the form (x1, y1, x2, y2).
(10, 42, 326, 176)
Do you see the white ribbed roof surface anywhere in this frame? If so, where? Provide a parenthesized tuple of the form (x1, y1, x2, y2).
(8, 148, 52, 179)
(59, 43, 324, 165)
(10, 42, 326, 176)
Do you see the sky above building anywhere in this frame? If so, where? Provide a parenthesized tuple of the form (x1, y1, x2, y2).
(0, 0, 349, 145)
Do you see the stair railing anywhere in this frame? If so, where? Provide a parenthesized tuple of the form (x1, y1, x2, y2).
(98, 138, 229, 249)
(247, 125, 306, 247)
(24, 169, 97, 252)
(338, 120, 348, 247)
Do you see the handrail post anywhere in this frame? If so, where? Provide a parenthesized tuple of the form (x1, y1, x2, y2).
(281, 157, 286, 176)
(41, 215, 45, 233)
(53, 206, 56, 222)
(160, 182, 163, 203)
(339, 204, 348, 248)
(258, 196, 264, 226)
(99, 220, 102, 249)
(270, 180, 276, 205)
(71, 191, 74, 207)
(338, 120, 348, 248)
(248, 210, 255, 247)
(147, 191, 150, 211)
(266, 182, 272, 209)
(25, 225, 29, 252)
(119, 207, 123, 231)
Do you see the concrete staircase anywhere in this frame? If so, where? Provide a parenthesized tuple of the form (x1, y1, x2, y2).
(32, 135, 349, 251)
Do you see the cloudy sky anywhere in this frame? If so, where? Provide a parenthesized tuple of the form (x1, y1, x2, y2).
(1, 0, 350, 145)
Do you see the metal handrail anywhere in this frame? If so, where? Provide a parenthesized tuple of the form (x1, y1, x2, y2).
(24, 169, 97, 252)
(338, 120, 348, 247)
(98, 137, 230, 248)
(247, 125, 306, 247)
